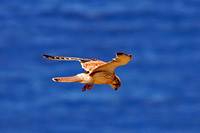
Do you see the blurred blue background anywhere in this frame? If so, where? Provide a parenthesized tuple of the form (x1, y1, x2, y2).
(0, 0, 200, 133)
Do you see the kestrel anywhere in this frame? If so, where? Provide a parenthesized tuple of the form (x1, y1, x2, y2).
(42, 53, 132, 92)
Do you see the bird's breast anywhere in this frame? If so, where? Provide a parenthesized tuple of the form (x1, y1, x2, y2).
(90, 71, 114, 84)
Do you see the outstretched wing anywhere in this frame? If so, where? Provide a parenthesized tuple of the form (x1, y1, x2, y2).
(90, 53, 132, 73)
(42, 54, 91, 62)
(42, 54, 106, 72)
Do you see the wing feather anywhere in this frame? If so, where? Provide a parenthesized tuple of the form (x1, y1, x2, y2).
(42, 54, 106, 72)
(42, 54, 90, 62)
(81, 60, 106, 72)
(90, 53, 132, 73)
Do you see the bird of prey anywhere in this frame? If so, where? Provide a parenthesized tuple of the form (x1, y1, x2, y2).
(42, 53, 132, 92)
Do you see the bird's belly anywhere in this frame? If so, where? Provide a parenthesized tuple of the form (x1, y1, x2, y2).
(76, 73, 93, 84)
(92, 71, 114, 84)
(93, 77, 109, 84)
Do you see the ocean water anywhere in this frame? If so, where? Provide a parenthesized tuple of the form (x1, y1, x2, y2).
(0, 0, 200, 133)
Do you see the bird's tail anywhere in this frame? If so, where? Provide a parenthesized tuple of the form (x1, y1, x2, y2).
(42, 54, 90, 62)
(52, 76, 81, 82)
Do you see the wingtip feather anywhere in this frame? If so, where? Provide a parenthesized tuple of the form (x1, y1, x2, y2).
(42, 54, 49, 58)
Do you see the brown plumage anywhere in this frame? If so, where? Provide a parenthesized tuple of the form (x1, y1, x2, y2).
(42, 53, 132, 92)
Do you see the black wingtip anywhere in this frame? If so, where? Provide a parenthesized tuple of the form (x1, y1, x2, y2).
(116, 52, 128, 56)
(42, 54, 50, 59)
(116, 53, 124, 55)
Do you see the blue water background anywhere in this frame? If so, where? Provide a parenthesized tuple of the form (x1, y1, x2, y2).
(0, 0, 200, 133)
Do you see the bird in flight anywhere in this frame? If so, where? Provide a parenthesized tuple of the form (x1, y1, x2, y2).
(42, 53, 132, 92)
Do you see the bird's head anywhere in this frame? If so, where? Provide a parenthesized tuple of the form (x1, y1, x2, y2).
(109, 75, 121, 90)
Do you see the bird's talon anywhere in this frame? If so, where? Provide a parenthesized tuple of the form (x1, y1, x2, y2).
(87, 85, 91, 87)
(82, 84, 88, 92)
(82, 88, 86, 92)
